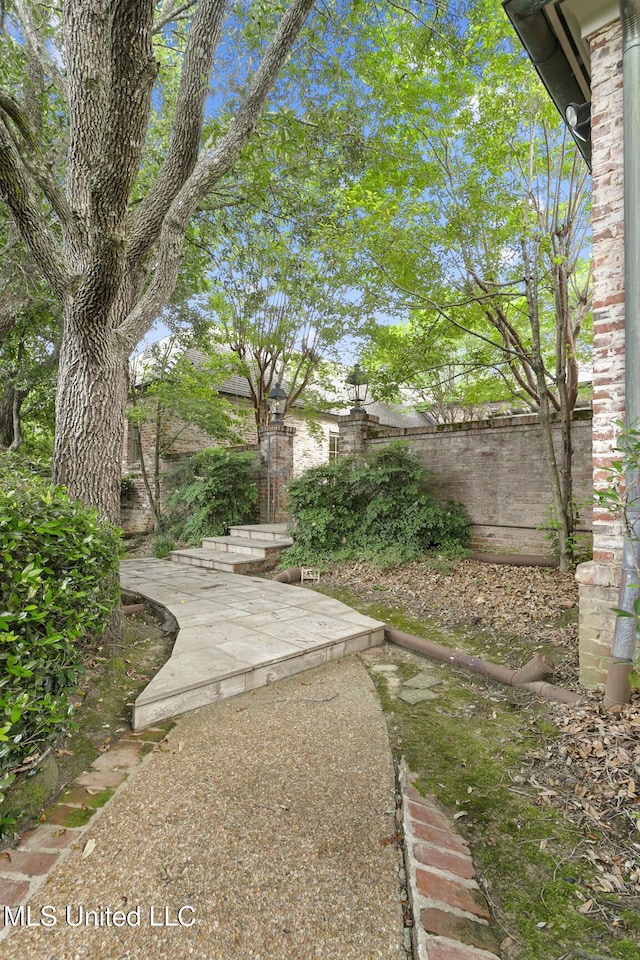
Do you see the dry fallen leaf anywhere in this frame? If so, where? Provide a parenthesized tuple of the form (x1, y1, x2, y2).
(81, 838, 96, 860)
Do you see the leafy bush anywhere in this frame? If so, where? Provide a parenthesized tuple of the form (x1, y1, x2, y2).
(120, 473, 137, 501)
(151, 533, 175, 558)
(0, 458, 120, 833)
(282, 444, 471, 567)
(164, 448, 258, 544)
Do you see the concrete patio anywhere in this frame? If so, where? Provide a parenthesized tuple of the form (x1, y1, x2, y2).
(120, 558, 385, 729)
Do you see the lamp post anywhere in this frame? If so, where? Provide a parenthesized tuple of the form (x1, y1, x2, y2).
(267, 381, 288, 423)
(346, 364, 369, 414)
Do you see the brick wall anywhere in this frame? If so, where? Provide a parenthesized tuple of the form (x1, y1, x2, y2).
(363, 412, 593, 558)
(287, 415, 340, 477)
(120, 405, 338, 532)
(120, 411, 259, 534)
(575, 19, 625, 687)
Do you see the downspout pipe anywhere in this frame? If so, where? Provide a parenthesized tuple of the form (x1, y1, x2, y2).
(606, 0, 640, 709)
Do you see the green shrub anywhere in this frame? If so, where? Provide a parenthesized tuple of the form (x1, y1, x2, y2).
(120, 473, 137, 501)
(282, 444, 470, 567)
(164, 448, 258, 544)
(0, 457, 120, 833)
(151, 533, 175, 558)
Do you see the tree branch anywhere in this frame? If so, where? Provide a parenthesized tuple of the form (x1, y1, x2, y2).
(129, 0, 227, 266)
(0, 123, 71, 299)
(14, 0, 68, 98)
(64, 0, 111, 241)
(119, 0, 317, 348)
(77, 0, 158, 322)
(153, 0, 196, 33)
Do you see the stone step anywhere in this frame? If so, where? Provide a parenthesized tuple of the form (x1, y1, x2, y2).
(229, 523, 291, 542)
(201, 535, 293, 558)
(170, 548, 268, 574)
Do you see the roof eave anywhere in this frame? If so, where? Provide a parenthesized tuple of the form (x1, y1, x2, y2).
(503, 0, 592, 169)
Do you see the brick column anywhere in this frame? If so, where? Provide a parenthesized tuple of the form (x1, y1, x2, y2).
(259, 423, 295, 523)
(338, 411, 380, 456)
(576, 19, 625, 687)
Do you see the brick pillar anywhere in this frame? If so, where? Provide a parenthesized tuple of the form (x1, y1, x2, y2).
(576, 18, 625, 688)
(259, 423, 295, 523)
(338, 411, 380, 456)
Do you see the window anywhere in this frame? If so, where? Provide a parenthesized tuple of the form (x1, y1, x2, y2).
(329, 433, 340, 461)
(128, 422, 142, 466)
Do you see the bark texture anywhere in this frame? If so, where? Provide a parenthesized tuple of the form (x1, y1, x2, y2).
(0, 0, 317, 522)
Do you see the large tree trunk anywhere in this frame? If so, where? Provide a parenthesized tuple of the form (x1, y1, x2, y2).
(52, 305, 128, 526)
(52, 304, 128, 652)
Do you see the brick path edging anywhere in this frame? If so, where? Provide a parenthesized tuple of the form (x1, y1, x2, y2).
(0, 723, 174, 941)
(2, 732, 500, 957)
(400, 760, 502, 960)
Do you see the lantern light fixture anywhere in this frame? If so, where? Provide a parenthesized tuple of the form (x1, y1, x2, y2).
(267, 381, 288, 423)
(346, 364, 369, 413)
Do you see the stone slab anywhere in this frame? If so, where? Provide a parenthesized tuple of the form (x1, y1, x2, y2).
(121, 560, 384, 729)
(399, 688, 439, 704)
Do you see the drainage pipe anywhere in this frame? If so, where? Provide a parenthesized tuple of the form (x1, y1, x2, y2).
(386, 627, 582, 705)
(273, 566, 302, 584)
(271, 571, 581, 703)
(605, 0, 640, 709)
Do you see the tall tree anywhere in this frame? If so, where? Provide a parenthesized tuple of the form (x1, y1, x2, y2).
(362, 313, 517, 423)
(128, 333, 242, 531)
(0, 0, 321, 524)
(348, 0, 592, 569)
(202, 207, 368, 428)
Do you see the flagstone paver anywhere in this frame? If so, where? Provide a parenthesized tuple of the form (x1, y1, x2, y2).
(120, 559, 385, 729)
(1, 562, 500, 959)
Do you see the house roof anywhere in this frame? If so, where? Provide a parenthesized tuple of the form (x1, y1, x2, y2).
(183, 349, 256, 401)
(136, 342, 434, 429)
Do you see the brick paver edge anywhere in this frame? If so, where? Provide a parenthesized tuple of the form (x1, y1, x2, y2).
(0, 723, 174, 942)
(399, 759, 501, 960)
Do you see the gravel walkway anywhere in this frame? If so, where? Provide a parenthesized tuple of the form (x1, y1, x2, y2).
(0, 658, 405, 960)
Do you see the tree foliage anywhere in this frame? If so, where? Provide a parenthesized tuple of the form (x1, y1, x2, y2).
(203, 209, 366, 428)
(128, 333, 245, 530)
(0, 0, 327, 523)
(345, 0, 592, 568)
(164, 447, 258, 544)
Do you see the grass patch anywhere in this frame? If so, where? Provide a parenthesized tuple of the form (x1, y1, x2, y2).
(373, 659, 640, 959)
(314, 573, 639, 960)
